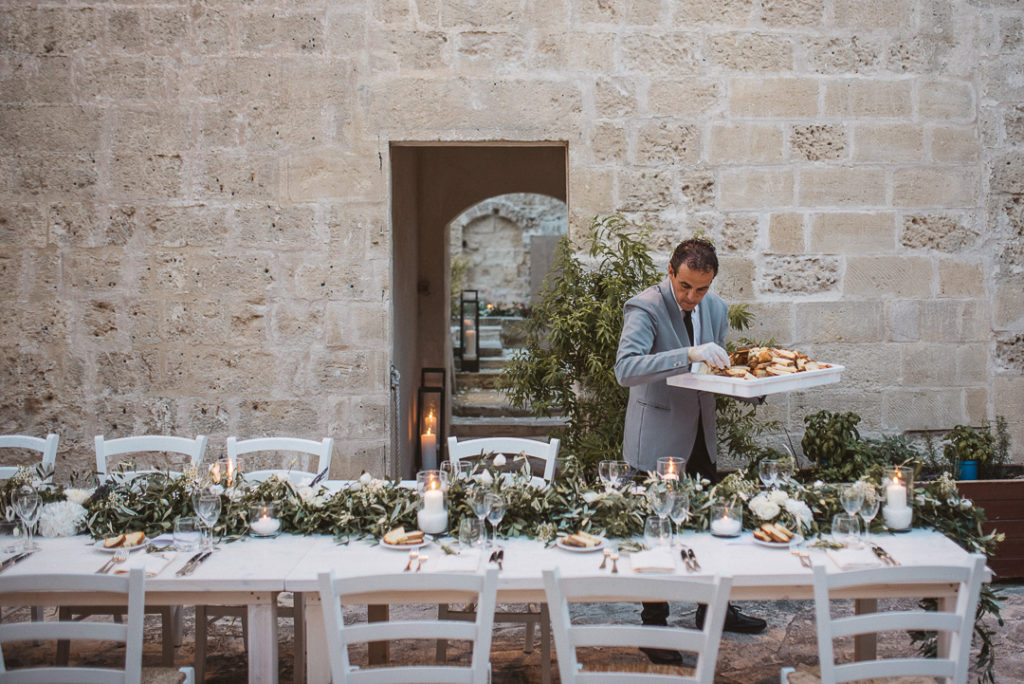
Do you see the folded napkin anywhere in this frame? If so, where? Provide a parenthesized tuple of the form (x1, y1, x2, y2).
(629, 548, 677, 574)
(430, 550, 482, 573)
(114, 552, 177, 577)
(826, 547, 883, 571)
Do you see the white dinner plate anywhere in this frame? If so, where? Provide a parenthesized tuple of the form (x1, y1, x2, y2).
(380, 539, 428, 551)
(94, 539, 149, 553)
(753, 533, 804, 549)
(556, 536, 607, 553)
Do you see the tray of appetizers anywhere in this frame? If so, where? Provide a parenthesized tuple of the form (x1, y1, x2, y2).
(666, 346, 843, 398)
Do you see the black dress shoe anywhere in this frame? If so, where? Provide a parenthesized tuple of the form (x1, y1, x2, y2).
(639, 646, 684, 665)
(695, 603, 767, 634)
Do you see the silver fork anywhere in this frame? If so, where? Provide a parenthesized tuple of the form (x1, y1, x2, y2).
(610, 552, 619, 574)
(98, 548, 129, 574)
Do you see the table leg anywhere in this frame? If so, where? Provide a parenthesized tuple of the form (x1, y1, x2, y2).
(853, 598, 877, 661)
(303, 596, 331, 684)
(368, 604, 390, 664)
(293, 592, 306, 684)
(247, 602, 279, 684)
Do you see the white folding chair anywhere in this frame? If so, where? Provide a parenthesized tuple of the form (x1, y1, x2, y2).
(0, 567, 194, 684)
(318, 568, 499, 684)
(195, 436, 333, 682)
(226, 435, 334, 485)
(781, 553, 987, 684)
(95, 434, 208, 482)
(440, 436, 560, 681)
(59, 434, 208, 668)
(0, 433, 59, 481)
(448, 435, 560, 481)
(543, 567, 732, 684)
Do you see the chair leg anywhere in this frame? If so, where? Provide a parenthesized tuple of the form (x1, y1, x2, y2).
(435, 603, 449, 662)
(173, 605, 184, 647)
(539, 603, 552, 684)
(195, 605, 208, 683)
(56, 606, 71, 665)
(293, 593, 307, 684)
(160, 606, 176, 666)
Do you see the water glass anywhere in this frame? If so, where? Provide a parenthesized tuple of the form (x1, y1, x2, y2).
(11, 485, 40, 552)
(840, 483, 864, 516)
(643, 515, 671, 548)
(193, 490, 222, 550)
(0, 519, 23, 554)
(859, 484, 880, 540)
(173, 517, 202, 552)
(832, 513, 862, 548)
(646, 481, 675, 520)
(458, 517, 485, 549)
(469, 487, 490, 523)
(484, 492, 506, 548)
(668, 486, 690, 545)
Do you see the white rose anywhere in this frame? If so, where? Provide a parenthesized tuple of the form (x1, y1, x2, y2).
(474, 471, 493, 487)
(359, 472, 372, 485)
(960, 499, 973, 510)
(64, 488, 93, 506)
(749, 496, 780, 520)
(784, 499, 813, 528)
(37, 501, 86, 538)
(492, 454, 507, 467)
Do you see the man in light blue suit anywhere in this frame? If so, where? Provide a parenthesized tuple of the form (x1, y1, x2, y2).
(616, 238, 767, 663)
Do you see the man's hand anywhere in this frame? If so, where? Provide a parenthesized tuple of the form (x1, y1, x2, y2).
(688, 342, 729, 369)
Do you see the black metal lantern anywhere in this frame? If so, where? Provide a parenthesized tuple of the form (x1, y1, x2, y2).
(416, 367, 445, 471)
(459, 289, 480, 373)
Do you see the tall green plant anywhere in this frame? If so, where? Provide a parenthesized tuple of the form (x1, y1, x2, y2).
(499, 215, 661, 469)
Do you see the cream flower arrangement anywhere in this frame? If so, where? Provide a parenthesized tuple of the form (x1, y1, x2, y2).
(38, 500, 87, 537)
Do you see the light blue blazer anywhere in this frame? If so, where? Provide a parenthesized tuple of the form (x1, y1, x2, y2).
(615, 278, 728, 472)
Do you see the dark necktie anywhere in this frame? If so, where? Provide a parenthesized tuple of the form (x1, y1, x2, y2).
(683, 310, 694, 345)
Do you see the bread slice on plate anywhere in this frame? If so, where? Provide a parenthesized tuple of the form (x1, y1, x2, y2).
(123, 530, 146, 547)
(383, 526, 425, 545)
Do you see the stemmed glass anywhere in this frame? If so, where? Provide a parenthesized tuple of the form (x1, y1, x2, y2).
(598, 460, 628, 493)
(668, 485, 690, 547)
(840, 483, 865, 517)
(484, 492, 506, 548)
(646, 481, 675, 531)
(758, 459, 779, 490)
(11, 485, 41, 552)
(776, 456, 795, 487)
(858, 483, 880, 542)
(192, 488, 222, 551)
(469, 486, 490, 531)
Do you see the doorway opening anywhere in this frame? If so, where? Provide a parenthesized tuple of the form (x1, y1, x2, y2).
(390, 144, 567, 478)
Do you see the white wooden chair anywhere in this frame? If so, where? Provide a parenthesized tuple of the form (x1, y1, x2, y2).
(95, 434, 208, 482)
(0, 567, 195, 684)
(448, 435, 560, 481)
(543, 567, 732, 684)
(0, 433, 59, 481)
(440, 436, 560, 682)
(195, 436, 333, 682)
(59, 434, 208, 668)
(781, 553, 987, 684)
(226, 435, 334, 485)
(318, 567, 499, 684)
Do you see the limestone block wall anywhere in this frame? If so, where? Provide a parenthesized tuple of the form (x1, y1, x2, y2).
(1, 0, 1022, 478)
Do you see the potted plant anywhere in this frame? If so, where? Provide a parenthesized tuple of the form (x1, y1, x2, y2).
(943, 424, 996, 481)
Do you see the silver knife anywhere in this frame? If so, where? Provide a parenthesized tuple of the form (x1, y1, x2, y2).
(871, 545, 899, 566)
(686, 548, 701, 571)
(175, 551, 206, 577)
(0, 551, 32, 573)
(187, 550, 213, 574)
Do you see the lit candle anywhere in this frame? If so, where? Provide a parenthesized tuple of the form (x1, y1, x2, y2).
(886, 474, 907, 509)
(464, 329, 477, 360)
(664, 460, 678, 481)
(423, 485, 444, 514)
(251, 514, 280, 536)
(710, 515, 742, 537)
(420, 428, 438, 470)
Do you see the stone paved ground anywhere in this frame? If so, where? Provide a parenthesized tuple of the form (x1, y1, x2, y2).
(4, 585, 1022, 683)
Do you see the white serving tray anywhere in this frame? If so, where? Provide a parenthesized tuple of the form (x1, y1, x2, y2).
(666, 364, 844, 398)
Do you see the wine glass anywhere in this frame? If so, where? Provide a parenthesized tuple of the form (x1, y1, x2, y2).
(832, 513, 862, 548)
(11, 485, 41, 552)
(607, 460, 629, 491)
(858, 483, 880, 542)
(840, 483, 864, 517)
(469, 486, 489, 527)
(668, 485, 690, 547)
(193, 489, 222, 551)
(598, 460, 613, 492)
(644, 515, 671, 549)
(484, 492, 506, 548)
(758, 459, 779, 490)
(646, 481, 675, 525)
(776, 455, 795, 487)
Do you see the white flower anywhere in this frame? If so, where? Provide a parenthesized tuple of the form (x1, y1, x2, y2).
(64, 488, 93, 506)
(227, 488, 244, 501)
(474, 471, 493, 487)
(749, 494, 781, 520)
(37, 501, 86, 538)
(769, 489, 788, 505)
(784, 499, 813, 528)
(813, 480, 824, 489)
(359, 472, 372, 486)
(492, 454, 506, 467)
(209, 484, 224, 497)
(582, 491, 600, 504)
(693, 483, 703, 492)
(960, 499, 973, 510)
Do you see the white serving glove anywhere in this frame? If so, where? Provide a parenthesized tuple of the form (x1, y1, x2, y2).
(688, 342, 730, 369)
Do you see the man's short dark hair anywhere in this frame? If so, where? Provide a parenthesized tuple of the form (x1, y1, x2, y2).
(669, 238, 718, 276)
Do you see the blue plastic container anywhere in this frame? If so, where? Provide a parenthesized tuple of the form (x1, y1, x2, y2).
(958, 460, 979, 481)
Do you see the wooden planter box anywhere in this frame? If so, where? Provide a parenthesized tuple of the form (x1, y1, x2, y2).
(956, 478, 1024, 580)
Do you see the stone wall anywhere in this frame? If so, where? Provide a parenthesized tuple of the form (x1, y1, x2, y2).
(1, 0, 1022, 478)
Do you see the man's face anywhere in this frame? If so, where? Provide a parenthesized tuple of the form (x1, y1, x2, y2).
(668, 263, 715, 312)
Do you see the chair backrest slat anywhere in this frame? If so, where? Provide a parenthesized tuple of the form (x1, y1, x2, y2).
(95, 434, 207, 478)
(0, 434, 59, 482)
(226, 436, 333, 483)
(447, 436, 559, 481)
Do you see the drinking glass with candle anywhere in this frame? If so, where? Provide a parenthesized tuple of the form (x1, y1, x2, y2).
(881, 466, 913, 532)
(416, 470, 449, 535)
(249, 502, 281, 538)
(709, 500, 742, 537)
(656, 457, 683, 482)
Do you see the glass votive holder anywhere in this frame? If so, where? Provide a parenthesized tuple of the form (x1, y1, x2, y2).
(209, 457, 242, 487)
(416, 470, 449, 534)
(709, 500, 743, 537)
(881, 465, 914, 532)
(0, 519, 24, 555)
(656, 456, 684, 482)
(249, 503, 281, 538)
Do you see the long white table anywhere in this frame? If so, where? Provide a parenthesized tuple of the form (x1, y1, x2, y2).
(284, 528, 990, 684)
(0, 529, 990, 684)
